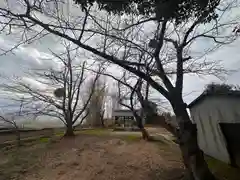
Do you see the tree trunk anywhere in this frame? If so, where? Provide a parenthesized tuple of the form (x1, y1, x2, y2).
(15, 128, 21, 147)
(135, 116, 150, 140)
(64, 116, 75, 137)
(65, 124, 75, 136)
(140, 127, 150, 140)
(172, 100, 216, 180)
(100, 111, 105, 127)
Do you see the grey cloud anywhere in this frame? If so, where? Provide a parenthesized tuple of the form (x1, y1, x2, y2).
(0, 0, 239, 115)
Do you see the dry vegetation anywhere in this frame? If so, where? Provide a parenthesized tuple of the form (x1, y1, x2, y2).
(0, 129, 55, 145)
(0, 129, 239, 180)
(0, 132, 184, 180)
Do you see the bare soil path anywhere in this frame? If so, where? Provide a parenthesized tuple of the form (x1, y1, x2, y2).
(12, 135, 184, 180)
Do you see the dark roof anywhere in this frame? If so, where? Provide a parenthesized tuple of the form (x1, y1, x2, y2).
(188, 91, 240, 108)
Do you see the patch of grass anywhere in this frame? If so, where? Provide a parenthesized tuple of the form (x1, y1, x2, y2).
(0, 135, 53, 150)
(75, 128, 111, 136)
(119, 134, 142, 142)
(206, 156, 240, 180)
(75, 129, 143, 142)
(39, 137, 50, 143)
(144, 124, 155, 127)
(55, 131, 65, 137)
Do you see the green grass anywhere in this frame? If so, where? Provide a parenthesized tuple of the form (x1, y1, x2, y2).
(206, 156, 240, 180)
(0, 135, 54, 150)
(118, 134, 142, 142)
(75, 128, 143, 142)
(39, 137, 50, 143)
(75, 128, 112, 135)
(55, 131, 65, 137)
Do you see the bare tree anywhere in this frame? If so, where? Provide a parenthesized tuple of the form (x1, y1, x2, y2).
(117, 74, 178, 139)
(0, 97, 26, 146)
(128, 79, 151, 140)
(1, 44, 102, 136)
(85, 76, 107, 127)
(102, 70, 151, 140)
(0, 116, 21, 146)
(0, 0, 239, 179)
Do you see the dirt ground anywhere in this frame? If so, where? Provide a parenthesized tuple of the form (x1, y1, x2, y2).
(0, 134, 185, 180)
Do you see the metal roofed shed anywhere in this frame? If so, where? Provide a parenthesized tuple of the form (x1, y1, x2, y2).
(188, 91, 240, 167)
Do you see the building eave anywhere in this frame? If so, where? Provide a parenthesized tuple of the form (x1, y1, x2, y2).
(188, 91, 240, 109)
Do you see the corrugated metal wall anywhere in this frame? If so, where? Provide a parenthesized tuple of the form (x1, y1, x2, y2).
(189, 96, 240, 163)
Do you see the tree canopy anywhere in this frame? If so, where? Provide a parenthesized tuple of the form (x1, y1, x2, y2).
(205, 83, 240, 94)
(0, 0, 237, 178)
(75, 0, 220, 24)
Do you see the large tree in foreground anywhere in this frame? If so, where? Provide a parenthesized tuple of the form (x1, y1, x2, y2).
(75, 0, 219, 24)
(0, 0, 239, 179)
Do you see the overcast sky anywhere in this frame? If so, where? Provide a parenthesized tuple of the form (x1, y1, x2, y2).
(0, 0, 240, 117)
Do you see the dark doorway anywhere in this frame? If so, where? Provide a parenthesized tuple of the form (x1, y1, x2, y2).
(220, 123, 240, 167)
